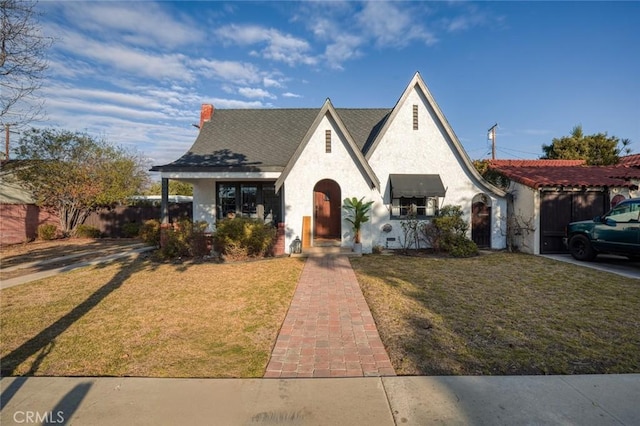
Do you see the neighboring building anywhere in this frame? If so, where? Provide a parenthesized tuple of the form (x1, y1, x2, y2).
(488, 158, 640, 254)
(152, 72, 508, 254)
(0, 161, 58, 245)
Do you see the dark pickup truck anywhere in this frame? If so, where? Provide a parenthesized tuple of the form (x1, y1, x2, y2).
(564, 198, 640, 261)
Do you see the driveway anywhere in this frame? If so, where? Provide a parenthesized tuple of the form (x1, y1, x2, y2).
(542, 253, 640, 279)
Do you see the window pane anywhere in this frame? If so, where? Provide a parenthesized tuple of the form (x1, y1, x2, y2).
(241, 185, 258, 218)
(218, 184, 236, 218)
(262, 185, 281, 224)
(391, 197, 434, 218)
(426, 198, 437, 216)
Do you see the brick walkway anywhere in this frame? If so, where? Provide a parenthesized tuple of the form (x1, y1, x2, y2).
(264, 255, 396, 378)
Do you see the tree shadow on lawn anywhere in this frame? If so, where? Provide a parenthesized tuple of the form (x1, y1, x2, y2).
(0, 257, 158, 376)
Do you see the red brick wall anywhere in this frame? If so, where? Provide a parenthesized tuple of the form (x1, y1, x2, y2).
(273, 222, 285, 256)
(0, 204, 59, 246)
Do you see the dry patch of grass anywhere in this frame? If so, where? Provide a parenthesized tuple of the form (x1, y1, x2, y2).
(1, 257, 304, 377)
(351, 252, 640, 375)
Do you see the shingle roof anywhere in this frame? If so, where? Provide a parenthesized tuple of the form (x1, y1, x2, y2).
(488, 164, 640, 189)
(152, 108, 390, 172)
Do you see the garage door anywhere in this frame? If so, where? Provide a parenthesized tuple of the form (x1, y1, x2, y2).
(540, 191, 609, 254)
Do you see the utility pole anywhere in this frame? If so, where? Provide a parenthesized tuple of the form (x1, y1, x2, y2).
(487, 123, 498, 160)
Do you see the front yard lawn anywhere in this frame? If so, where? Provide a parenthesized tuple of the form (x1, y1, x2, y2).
(351, 252, 640, 375)
(1, 257, 304, 377)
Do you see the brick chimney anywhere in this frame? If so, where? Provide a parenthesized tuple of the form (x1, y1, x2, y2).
(199, 104, 214, 129)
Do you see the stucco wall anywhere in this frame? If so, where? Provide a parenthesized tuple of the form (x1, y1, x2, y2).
(367, 85, 507, 250)
(191, 179, 216, 231)
(507, 182, 539, 254)
(282, 114, 377, 252)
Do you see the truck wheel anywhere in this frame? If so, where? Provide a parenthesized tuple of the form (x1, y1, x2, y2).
(568, 235, 596, 261)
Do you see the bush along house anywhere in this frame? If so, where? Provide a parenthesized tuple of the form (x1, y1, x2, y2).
(151, 72, 508, 254)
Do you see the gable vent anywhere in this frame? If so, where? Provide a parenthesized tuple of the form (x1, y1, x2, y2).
(325, 130, 331, 153)
(413, 104, 418, 130)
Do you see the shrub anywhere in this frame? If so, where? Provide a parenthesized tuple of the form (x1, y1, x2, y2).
(37, 223, 58, 240)
(159, 219, 209, 259)
(420, 204, 478, 257)
(121, 222, 140, 238)
(140, 219, 161, 246)
(75, 224, 101, 238)
(442, 234, 479, 258)
(213, 218, 276, 261)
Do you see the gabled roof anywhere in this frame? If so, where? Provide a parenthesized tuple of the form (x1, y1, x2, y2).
(274, 99, 381, 191)
(152, 108, 389, 172)
(151, 72, 507, 198)
(364, 72, 506, 197)
(488, 163, 640, 189)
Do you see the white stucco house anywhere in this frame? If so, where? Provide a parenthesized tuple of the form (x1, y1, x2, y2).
(152, 72, 508, 254)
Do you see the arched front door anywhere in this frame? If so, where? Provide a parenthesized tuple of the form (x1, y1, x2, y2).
(313, 179, 341, 240)
(472, 194, 491, 248)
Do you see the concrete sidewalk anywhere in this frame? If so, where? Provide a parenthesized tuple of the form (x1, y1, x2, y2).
(1, 375, 638, 425)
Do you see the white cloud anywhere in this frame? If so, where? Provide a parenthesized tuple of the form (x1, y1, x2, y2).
(210, 98, 269, 109)
(238, 87, 276, 100)
(356, 2, 438, 47)
(282, 92, 302, 99)
(214, 24, 318, 67)
(324, 34, 364, 70)
(263, 77, 284, 88)
(194, 59, 262, 85)
(53, 28, 194, 82)
(443, 3, 494, 33)
(54, 2, 203, 49)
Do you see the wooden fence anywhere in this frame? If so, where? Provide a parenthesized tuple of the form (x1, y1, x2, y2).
(84, 204, 192, 238)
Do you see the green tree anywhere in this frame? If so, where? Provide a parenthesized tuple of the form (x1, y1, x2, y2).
(472, 159, 510, 189)
(541, 125, 631, 166)
(145, 180, 193, 196)
(13, 128, 149, 235)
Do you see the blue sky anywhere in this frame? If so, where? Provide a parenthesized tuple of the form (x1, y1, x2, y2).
(34, 1, 639, 171)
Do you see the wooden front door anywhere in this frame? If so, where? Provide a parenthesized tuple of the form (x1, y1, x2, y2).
(313, 179, 341, 239)
(472, 201, 491, 248)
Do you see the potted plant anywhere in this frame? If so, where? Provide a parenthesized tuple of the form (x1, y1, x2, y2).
(343, 196, 374, 253)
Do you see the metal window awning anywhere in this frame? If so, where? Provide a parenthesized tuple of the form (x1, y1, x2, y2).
(390, 174, 446, 198)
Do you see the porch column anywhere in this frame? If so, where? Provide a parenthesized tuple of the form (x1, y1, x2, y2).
(160, 178, 170, 248)
(160, 178, 169, 225)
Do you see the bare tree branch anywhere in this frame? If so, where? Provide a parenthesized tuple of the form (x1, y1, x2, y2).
(1, 0, 53, 128)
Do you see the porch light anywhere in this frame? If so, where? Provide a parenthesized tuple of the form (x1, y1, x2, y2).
(290, 237, 302, 254)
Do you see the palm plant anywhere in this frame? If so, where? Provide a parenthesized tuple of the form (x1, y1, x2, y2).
(343, 197, 374, 244)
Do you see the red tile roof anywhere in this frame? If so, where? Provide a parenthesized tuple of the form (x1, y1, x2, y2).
(617, 154, 640, 167)
(488, 164, 640, 189)
(488, 159, 586, 167)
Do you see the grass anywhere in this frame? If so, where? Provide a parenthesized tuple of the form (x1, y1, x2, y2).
(1, 257, 305, 378)
(351, 252, 640, 376)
